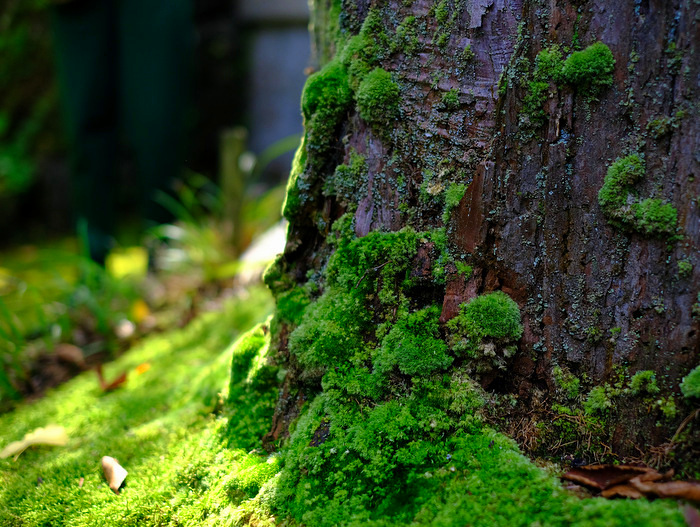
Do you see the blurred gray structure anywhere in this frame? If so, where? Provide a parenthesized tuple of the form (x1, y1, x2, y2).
(238, 0, 310, 183)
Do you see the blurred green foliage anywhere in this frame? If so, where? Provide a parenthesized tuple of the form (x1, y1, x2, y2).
(0, 242, 142, 408)
(0, 0, 61, 198)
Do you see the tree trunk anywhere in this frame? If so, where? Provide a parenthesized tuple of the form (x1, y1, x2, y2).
(265, 0, 699, 471)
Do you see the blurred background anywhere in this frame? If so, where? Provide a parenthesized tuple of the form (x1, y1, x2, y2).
(0, 0, 313, 408)
(1, 0, 311, 240)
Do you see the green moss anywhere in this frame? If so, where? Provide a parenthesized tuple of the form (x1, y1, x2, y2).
(374, 305, 452, 378)
(275, 287, 311, 325)
(338, 9, 391, 93)
(448, 291, 523, 346)
(325, 224, 419, 305)
(283, 51, 357, 220)
(305, 60, 352, 170)
(631, 198, 678, 236)
(461, 44, 475, 62)
(262, 253, 287, 292)
(628, 370, 660, 396)
(301, 60, 352, 122)
(447, 291, 522, 372)
(324, 149, 367, 205)
(393, 16, 419, 56)
(677, 259, 693, 278)
(227, 454, 282, 499)
(441, 88, 460, 111)
(225, 322, 280, 450)
(356, 68, 400, 125)
(584, 385, 613, 415)
(288, 226, 422, 375)
(341, 34, 377, 92)
(427, 227, 452, 282)
(455, 261, 473, 278)
(520, 47, 563, 129)
(647, 116, 672, 138)
(656, 397, 678, 419)
(522, 80, 550, 127)
(434, 32, 449, 48)
(598, 154, 645, 212)
(441, 181, 466, 222)
(586, 326, 603, 343)
(561, 41, 615, 94)
(598, 154, 678, 236)
(552, 365, 581, 399)
(434, 0, 449, 24)
(271, 392, 683, 526)
(289, 290, 371, 372)
(680, 365, 700, 399)
(534, 46, 565, 82)
(281, 138, 308, 219)
(0, 285, 277, 526)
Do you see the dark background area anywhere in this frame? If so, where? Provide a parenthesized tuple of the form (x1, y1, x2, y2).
(0, 0, 311, 245)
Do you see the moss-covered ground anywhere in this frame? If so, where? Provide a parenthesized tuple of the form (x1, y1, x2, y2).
(0, 272, 691, 525)
(0, 285, 278, 526)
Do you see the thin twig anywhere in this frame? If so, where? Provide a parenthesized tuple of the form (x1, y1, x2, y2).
(671, 408, 700, 443)
(355, 261, 391, 287)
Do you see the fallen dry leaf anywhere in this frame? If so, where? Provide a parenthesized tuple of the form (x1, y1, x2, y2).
(563, 464, 700, 504)
(78, 477, 84, 488)
(54, 344, 86, 369)
(95, 364, 128, 392)
(101, 456, 128, 494)
(0, 425, 69, 460)
(134, 362, 151, 375)
(630, 478, 700, 503)
(562, 464, 656, 490)
(601, 484, 644, 499)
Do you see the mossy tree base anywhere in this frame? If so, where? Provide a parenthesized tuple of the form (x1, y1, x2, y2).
(273, 0, 699, 482)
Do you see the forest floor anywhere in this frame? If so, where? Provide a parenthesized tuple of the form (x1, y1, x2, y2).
(0, 237, 695, 526)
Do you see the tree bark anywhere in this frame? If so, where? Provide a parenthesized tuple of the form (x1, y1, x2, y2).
(267, 0, 699, 469)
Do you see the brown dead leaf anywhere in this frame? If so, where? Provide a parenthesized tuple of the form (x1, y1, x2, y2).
(134, 362, 151, 375)
(0, 425, 69, 460)
(101, 456, 128, 494)
(566, 465, 700, 505)
(78, 477, 84, 488)
(54, 344, 86, 369)
(629, 477, 700, 503)
(562, 464, 656, 490)
(95, 364, 128, 392)
(601, 484, 644, 499)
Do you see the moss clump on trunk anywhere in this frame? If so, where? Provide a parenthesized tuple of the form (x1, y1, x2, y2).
(598, 154, 678, 236)
(561, 41, 615, 94)
(446, 291, 523, 373)
(681, 365, 700, 399)
(356, 67, 400, 125)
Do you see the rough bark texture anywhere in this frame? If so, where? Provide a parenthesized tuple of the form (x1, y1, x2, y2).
(268, 0, 699, 468)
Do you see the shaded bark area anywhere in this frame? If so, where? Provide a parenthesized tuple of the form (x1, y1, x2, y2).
(269, 0, 699, 465)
